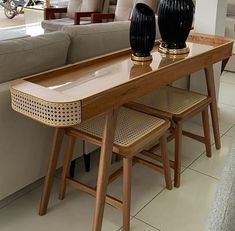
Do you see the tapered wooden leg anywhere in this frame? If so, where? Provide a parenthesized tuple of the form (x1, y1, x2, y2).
(92, 109, 119, 231)
(204, 66, 221, 150)
(122, 158, 132, 231)
(174, 124, 182, 188)
(39, 128, 64, 216)
(160, 135, 172, 190)
(59, 136, 76, 200)
(202, 108, 212, 157)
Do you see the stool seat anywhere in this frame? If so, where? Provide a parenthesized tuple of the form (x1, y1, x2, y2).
(69, 107, 170, 156)
(125, 85, 213, 188)
(61, 107, 172, 231)
(135, 86, 208, 115)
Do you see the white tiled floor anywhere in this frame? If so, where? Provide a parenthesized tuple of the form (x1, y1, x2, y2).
(1, 71, 235, 231)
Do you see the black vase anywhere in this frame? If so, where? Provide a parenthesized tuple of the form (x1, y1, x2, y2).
(158, 0, 194, 54)
(130, 3, 156, 62)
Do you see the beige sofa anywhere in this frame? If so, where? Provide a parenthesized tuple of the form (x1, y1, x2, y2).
(0, 21, 130, 201)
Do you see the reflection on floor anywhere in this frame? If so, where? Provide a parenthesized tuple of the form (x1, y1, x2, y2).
(0, 71, 235, 231)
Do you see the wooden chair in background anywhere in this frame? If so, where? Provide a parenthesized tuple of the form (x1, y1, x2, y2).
(42, 0, 110, 31)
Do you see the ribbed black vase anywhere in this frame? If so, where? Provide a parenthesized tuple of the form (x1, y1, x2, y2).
(130, 3, 156, 62)
(158, 0, 194, 54)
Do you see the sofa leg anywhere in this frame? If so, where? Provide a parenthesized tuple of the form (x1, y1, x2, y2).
(83, 153, 91, 172)
(69, 159, 76, 178)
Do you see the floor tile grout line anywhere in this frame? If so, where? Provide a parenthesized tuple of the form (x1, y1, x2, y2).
(222, 124, 235, 137)
(220, 124, 235, 136)
(133, 217, 161, 231)
(187, 168, 220, 181)
(132, 186, 166, 218)
(182, 131, 230, 181)
(117, 216, 135, 231)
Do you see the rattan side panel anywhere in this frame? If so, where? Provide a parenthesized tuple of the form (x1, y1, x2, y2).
(11, 89, 81, 127)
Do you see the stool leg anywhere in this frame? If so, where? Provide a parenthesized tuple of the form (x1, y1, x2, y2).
(92, 109, 118, 231)
(59, 136, 76, 200)
(174, 124, 182, 188)
(204, 66, 221, 150)
(202, 108, 212, 157)
(39, 128, 64, 216)
(160, 135, 172, 190)
(123, 157, 132, 231)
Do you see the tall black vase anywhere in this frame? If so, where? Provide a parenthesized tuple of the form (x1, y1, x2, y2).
(130, 3, 156, 62)
(158, 0, 194, 54)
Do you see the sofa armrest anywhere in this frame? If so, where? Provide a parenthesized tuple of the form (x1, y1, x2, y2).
(44, 7, 67, 20)
(91, 13, 115, 23)
(74, 11, 98, 25)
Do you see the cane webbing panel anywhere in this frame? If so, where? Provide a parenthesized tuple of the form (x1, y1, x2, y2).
(11, 89, 81, 127)
(75, 107, 165, 147)
(135, 86, 207, 115)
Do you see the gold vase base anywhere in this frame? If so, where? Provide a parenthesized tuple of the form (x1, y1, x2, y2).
(158, 44, 190, 55)
(131, 54, 152, 64)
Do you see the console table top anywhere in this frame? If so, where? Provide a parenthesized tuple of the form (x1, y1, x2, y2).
(10, 32, 233, 127)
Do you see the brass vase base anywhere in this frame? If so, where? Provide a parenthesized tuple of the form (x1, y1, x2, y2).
(158, 43, 190, 55)
(131, 54, 152, 64)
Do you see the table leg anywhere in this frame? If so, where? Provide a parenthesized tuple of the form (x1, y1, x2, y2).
(39, 127, 64, 216)
(204, 66, 221, 150)
(92, 109, 118, 231)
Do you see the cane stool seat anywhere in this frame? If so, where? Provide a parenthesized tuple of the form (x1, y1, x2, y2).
(135, 86, 209, 116)
(60, 107, 172, 231)
(126, 86, 212, 188)
(70, 107, 169, 155)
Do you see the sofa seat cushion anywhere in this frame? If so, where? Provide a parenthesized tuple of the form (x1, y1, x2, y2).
(41, 18, 90, 32)
(0, 31, 70, 83)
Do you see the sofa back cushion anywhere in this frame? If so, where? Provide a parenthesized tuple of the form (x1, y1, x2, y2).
(0, 31, 70, 84)
(115, 0, 159, 21)
(62, 21, 131, 63)
(67, 0, 107, 18)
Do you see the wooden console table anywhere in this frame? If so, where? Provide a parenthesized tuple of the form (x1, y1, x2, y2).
(10, 33, 233, 231)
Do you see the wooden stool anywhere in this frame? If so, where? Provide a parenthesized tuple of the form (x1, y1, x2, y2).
(126, 86, 213, 188)
(59, 107, 172, 231)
